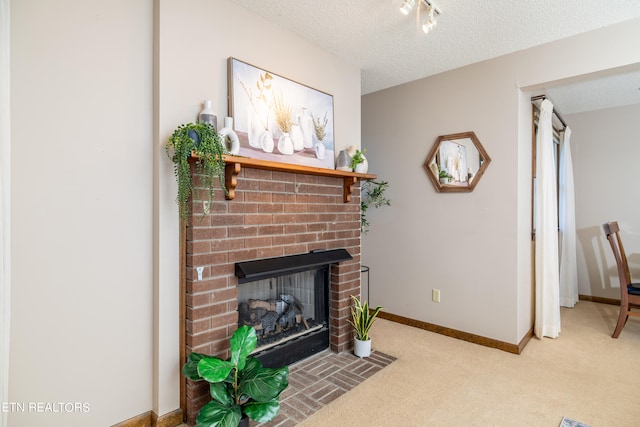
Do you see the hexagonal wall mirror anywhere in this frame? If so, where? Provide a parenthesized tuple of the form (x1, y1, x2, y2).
(423, 131, 491, 193)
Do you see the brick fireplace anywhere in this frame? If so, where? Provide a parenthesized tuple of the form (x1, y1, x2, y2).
(182, 159, 365, 424)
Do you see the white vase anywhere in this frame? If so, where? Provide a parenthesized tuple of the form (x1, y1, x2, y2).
(259, 131, 274, 153)
(199, 99, 217, 130)
(218, 117, 240, 155)
(315, 142, 325, 160)
(354, 337, 372, 358)
(300, 108, 314, 149)
(277, 133, 294, 155)
(354, 157, 368, 173)
(247, 103, 268, 149)
(290, 123, 304, 151)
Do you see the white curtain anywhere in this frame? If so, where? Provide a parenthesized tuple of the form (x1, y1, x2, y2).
(559, 127, 579, 307)
(0, 0, 10, 425)
(534, 99, 561, 339)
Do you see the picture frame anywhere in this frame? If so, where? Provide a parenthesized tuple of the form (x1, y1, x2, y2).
(228, 57, 335, 169)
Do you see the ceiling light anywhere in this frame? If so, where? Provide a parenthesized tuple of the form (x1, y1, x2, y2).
(401, 0, 441, 35)
(422, 19, 437, 34)
(399, 0, 416, 15)
(422, 6, 438, 34)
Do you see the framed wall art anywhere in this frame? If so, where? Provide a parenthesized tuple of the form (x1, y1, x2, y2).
(228, 57, 335, 169)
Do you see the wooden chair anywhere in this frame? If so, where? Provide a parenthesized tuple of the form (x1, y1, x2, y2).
(603, 221, 640, 338)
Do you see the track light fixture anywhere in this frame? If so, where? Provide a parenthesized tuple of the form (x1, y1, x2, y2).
(399, 0, 416, 15)
(421, 5, 437, 34)
(400, 0, 441, 34)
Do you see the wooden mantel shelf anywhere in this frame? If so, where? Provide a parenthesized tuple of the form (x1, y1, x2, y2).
(222, 155, 376, 203)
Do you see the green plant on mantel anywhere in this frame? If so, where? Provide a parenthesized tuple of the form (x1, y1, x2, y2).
(350, 148, 366, 171)
(360, 179, 390, 233)
(183, 325, 289, 427)
(166, 122, 228, 221)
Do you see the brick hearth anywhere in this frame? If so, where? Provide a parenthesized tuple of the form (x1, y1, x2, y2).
(182, 164, 363, 424)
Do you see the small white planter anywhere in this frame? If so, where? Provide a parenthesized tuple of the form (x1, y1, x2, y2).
(354, 338, 372, 358)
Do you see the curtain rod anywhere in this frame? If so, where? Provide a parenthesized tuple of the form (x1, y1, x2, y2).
(531, 94, 568, 129)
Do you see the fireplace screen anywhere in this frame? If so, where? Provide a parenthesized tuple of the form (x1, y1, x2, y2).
(238, 267, 328, 352)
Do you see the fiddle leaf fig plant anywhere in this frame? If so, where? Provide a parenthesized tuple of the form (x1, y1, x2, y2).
(183, 325, 289, 427)
(166, 122, 228, 222)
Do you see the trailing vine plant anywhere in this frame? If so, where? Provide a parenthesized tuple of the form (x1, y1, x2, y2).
(360, 180, 390, 233)
(166, 122, 228, 222)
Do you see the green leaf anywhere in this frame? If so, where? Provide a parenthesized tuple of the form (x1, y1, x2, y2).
(239, 360, 289, 402)
(198, 358, 234, 384)
(243, 400, 280, 423)
(182, 352, 207, 381)
(209, 382, 233, 407)
(348, 295, 383, 341)
(196, 400, 241, 427)
(360, 180, 390, 233)
(229, 325, 256, 372)
(165, 122, 227, 223)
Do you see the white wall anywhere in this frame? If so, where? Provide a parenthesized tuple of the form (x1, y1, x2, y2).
(362, 17, 640, 345)
(362, 56, 521, 344)
(568, 104, 640, 299)
(9, 0, 361, 426)
(10, 1, 154, 426)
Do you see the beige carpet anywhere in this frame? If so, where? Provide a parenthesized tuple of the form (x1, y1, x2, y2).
(296, 301, 640, 427)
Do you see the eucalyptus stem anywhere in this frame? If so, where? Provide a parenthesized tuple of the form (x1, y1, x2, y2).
(239, 79, 270, 131)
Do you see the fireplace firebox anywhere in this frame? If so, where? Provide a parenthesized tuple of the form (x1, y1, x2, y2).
(235, 249, 352, 367)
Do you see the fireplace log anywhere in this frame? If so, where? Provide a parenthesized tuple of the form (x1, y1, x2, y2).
(279, 308, 298, 328)
(249, 299, 274, 311)
(249, 299, 289, 314)
(238, 302, 267, 330)
(281, 294, 304, 313)
(240, 294, 314, 337)
(261, 311, 278, 333)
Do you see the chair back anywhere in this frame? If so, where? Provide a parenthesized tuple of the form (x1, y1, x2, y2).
(603, 221, 632, 295)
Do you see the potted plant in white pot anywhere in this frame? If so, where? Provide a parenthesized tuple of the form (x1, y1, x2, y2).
(350, 148, 368, 173)
(438, 168, 452, 184)
(182, 325, 289, 427)
(348, 295, 383, 358)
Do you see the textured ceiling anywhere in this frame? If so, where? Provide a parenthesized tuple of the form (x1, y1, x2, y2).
(545, 68, 640, 114)
(230, 0, 640, 113)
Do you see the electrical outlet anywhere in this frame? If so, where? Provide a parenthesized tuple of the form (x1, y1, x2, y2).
(203, 201, 210, 214)
(432, 289, 441, 303)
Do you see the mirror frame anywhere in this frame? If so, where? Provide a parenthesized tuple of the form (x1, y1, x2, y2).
(423, 131, 491, 193)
